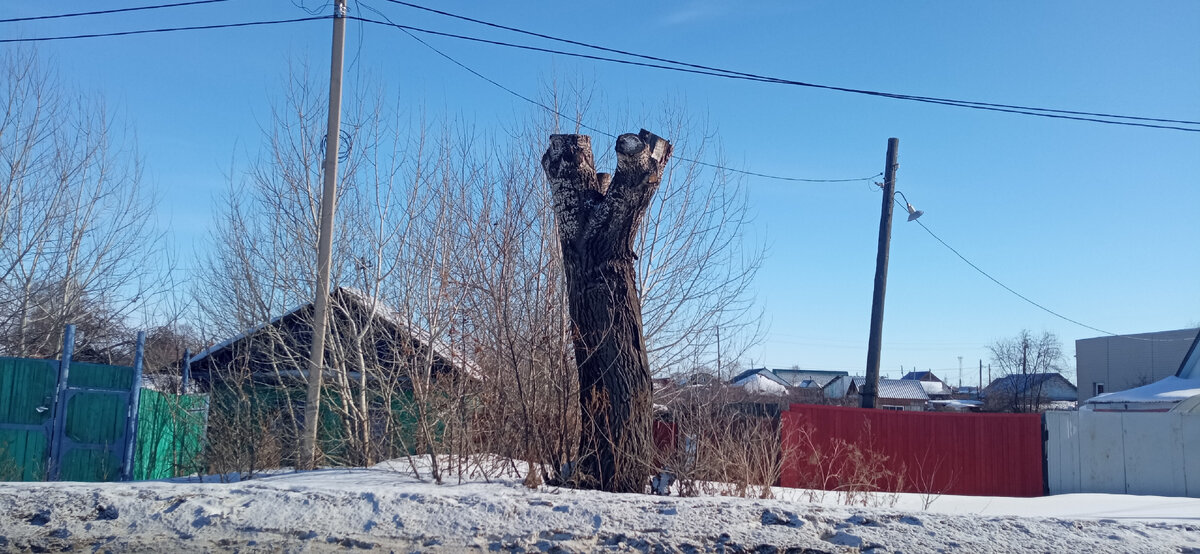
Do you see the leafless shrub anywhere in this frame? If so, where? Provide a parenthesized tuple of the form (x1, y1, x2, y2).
(788, 419, 903, 507)
(655, 385, 790, 499)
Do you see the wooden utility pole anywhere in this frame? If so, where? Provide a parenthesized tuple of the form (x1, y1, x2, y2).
(542, 130, 672, 493)
(862, 138, 899, 409)
(300, 0, 348, 470)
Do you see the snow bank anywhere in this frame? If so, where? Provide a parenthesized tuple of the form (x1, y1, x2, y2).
(1, 462, 1198, 552)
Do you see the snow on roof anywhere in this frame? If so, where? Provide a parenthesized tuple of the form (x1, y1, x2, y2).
(739, 373, 787, 396)
(1086, 376, 1200, 405)
(850, 377, 930, 400)
(930, 399, 983, 411)
(919, 381, 952, 396)
(730, 368, 790, 388)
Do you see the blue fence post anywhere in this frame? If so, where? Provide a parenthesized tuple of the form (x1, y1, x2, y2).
(181, 348, 191, 395)
(48, 324, 75, 481)
(121, 330, 146, 481)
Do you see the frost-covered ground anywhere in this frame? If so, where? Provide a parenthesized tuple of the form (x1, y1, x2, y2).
(1, 459, 1198, 553)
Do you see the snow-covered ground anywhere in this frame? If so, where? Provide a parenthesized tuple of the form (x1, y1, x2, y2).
(1, 460, 1198, 553)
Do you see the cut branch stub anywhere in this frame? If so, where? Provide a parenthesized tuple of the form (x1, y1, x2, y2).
(542, 129, 672, 493)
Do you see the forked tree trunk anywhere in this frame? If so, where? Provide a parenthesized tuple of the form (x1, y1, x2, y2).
(541, 130, 673, 493)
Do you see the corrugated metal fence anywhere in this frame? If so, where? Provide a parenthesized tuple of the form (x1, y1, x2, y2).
(0, 331, 207, 482)
(1045, 411, 1200, 497)
(781, 404, 1044, 497)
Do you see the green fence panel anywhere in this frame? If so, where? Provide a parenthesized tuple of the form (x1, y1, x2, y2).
(64, 393, 126, 444)
(55, 362, 133, 482)
(67, 362, 134, 390)
(0, 358, 57, 481)
(0, 358, 57, 424)
(0, 429, 48, 481)
(134, 389, 208, 480)
(59, 448, 122, 482)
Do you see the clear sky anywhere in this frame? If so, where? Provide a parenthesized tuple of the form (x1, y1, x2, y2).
(6, 1, 1199, 385)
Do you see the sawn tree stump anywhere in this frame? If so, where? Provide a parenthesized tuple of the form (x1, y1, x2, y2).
(541, 130, 673, 493)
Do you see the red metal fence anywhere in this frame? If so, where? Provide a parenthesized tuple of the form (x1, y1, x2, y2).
(780, 404, 1044, 497)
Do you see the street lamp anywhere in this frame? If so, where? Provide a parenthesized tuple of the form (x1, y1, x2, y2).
(897, 190, 924, 222)
(862, 138, 923, 409)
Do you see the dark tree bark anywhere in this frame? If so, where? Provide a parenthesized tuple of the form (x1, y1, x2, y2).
(541, 130, 673, 493)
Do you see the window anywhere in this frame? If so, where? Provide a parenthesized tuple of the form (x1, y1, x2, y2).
(1094, 382, 1105, 396)
(882, 405, 903, 411)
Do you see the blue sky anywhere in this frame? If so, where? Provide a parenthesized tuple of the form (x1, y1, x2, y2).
(7, 1, 1199, 385)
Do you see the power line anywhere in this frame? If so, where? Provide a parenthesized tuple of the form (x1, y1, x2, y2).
(0, 0, 230, 24)
(0, 16, 327, 43)
(910, 216, 1115, 336)
(367, 2, 1200, 132)
(357, 2, 881, 184)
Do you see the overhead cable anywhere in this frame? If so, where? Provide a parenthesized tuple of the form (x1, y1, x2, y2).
(0, 16, 328, 43)
(350, 13, 1200, 133)
(382, 1, 1200, 129)
(358, 3, 881, 183)
(0, 0, 231, 24)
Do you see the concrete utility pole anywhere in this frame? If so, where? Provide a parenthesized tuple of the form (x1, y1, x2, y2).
(300, 0, 348, 470)
(862, 138, 899, 409)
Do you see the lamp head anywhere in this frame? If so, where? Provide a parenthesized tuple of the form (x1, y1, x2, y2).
(905, 203, 924, 222)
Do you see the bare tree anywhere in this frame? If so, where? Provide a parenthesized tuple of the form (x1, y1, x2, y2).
(985, 329, 1066, 412)
(0, 49, 162, 362)
(194, 65, 765, 490)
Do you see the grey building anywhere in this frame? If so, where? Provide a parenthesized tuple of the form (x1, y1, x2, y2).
(1075, 327, 1199, 403)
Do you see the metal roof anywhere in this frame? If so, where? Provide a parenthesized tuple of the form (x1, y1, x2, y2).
(850, 377, 930, 400)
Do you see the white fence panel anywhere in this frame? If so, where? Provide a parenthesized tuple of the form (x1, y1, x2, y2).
(1044, 412, 1080, 494)
(1184, 416, 1200, 497)
(1121, 414, 1186, 496)
(1047, 411, 1200, 498)
(1076, 411, 1127, 494)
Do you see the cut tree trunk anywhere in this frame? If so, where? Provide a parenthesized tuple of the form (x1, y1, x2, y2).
(541, 130, 673, 493)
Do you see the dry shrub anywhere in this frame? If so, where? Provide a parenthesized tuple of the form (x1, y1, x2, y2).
(203, 400, 286, 480)
(657, 385, 790, 499)
(788, 419, 902, 507)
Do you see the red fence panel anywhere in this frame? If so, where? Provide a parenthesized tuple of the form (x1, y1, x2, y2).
(780, 404, 1043, 497)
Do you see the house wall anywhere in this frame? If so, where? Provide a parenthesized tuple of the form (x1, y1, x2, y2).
(1075, 328, 1198, 403)
(1046, 411, 1200, 497)
(847, 394, 926, 411)
(1042, 378, 1078, 402)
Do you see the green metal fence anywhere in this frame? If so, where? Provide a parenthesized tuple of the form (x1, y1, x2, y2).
(0, 348, 208, 482)
(134, 389, 208, 480)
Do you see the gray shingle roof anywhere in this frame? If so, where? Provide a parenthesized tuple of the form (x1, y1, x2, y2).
(850, 377, 930, 400)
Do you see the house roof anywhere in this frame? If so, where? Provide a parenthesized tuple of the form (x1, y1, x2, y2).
(849, 377, 930, 400)
(773, 369, 849, 376)
(732, 368, 848, 389)
(919, 381, 953, 397)
(730, 368, 790, 388)
(739, 374, 787, 396)
(1085, 376, 1200, 405)
(189, 287, 483, 380)
(901, 370, 943, 383)
(984, 373, 1076, 401)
